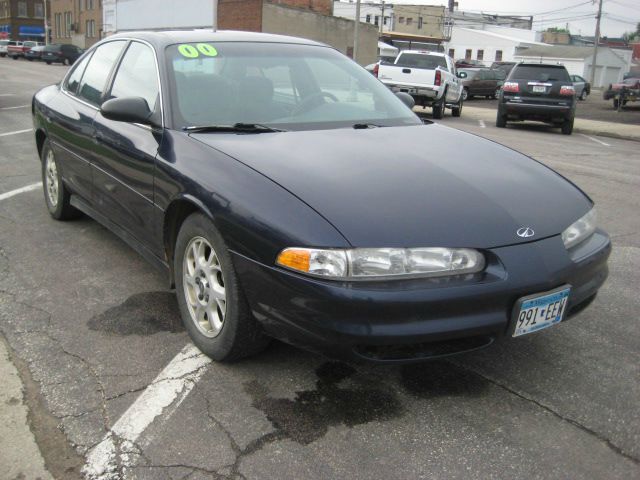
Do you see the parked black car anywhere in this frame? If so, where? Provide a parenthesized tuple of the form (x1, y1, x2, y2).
(497, 63, 577, 135)
(32, 31, 609, 363)
(458, 68, 504, 100)
(42, 43, 83, 65)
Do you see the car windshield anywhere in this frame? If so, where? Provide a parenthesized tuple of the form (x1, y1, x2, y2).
(510, 65, 570, 82)
(166, 42, 420, 131)
(395, 53, 446, 70)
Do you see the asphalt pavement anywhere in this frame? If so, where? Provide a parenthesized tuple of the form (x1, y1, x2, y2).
(1, 58, 639, 480)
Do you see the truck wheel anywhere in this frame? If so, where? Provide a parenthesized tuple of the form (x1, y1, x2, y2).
(452, 98, 463, 117)
(432, 103, 444, 119)
(461, 88, 469, 101)
(561, 118, 574, 135)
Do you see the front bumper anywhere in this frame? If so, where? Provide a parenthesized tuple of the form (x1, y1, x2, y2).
(233, 231, 610, 363)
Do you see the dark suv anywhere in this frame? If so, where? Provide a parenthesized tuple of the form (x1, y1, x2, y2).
(42, 44, 83, 65)
(496, 63, 576, 135)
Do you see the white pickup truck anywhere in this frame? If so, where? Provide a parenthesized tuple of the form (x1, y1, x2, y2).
(377, 50, 463, 119)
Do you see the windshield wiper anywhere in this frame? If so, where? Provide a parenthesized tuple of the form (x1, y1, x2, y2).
(353, 123, 385, 129)
(183, 123, 286, 133)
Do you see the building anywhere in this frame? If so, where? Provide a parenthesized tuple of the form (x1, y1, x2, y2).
(103, 0, 378, 65)
(514, 45, 633, 87)
(0, 0, 48, 41)
(445, 26, 546, 66)
(393, 5, 446, 39)
(333, 1, 392, 33)
(50, 0, 102, 48)
(449, 10, 532, 30)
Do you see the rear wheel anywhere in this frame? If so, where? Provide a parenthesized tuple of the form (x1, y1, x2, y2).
(174, 213, 269, 361)
(561, 118, 574, 135)
(496, 109, 507, 128)
(461, 88, 469, 101)
(41, 139, 80, 220)
(451, 97, 463, 117)
(45, 60, 51, 65)
(579, 89, 587, 100)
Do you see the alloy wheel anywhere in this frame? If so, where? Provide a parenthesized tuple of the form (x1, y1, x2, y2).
(183, 236, 226, 338)
(44, 149, 59, 208)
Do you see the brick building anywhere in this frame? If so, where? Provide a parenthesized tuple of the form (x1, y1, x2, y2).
(50, 0, 102, 48)
(0, 0, 48, 41)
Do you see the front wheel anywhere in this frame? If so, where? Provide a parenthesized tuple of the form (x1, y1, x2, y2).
(45, 60, 51, 65)
(461, 88, 469, 102)
(579, 89, 587, 100)
(496, 108, 507, 128)
(451, 97, 463, 117)
(174, 213, 269, 361)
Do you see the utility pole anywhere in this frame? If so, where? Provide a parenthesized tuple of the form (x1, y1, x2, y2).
(213, 0, 218, 31)
(380, 1, 385, 35)
(353, 0, 361, 63)
(590, 0, 603, 87)
(44, 0, 49, 45)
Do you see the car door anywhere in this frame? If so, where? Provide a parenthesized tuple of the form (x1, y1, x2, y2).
(91, 40, 163, 253)
(445, 57, 461, 102)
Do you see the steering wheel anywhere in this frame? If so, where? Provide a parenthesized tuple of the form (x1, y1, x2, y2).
(291, 91, 339, 116)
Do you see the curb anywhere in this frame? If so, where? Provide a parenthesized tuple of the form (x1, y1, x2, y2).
(572, 127, 640, 143)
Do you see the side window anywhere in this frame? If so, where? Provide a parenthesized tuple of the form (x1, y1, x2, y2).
(78, 40, 126, 106)
(109, 42, 160, 112)
(64, 52, 92, 94)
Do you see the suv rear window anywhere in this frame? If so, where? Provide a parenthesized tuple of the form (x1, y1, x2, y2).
(510, 65, 570, 82)
(396, 54, 447, 70)
(44, 45, 61, 52)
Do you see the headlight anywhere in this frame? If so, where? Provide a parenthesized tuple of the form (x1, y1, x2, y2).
(562, 208, 597, 249)
(276, 247, 485, 280)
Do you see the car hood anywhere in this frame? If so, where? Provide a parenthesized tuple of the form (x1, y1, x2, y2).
(192, 124, 591, 249)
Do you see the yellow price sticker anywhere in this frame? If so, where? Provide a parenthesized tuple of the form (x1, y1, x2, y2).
(177, 43, 218, 59)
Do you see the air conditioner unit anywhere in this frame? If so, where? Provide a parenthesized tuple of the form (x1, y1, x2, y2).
(70, 23, 79, 32)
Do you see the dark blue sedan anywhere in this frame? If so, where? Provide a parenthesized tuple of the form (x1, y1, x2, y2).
(32, 30, 610, 363)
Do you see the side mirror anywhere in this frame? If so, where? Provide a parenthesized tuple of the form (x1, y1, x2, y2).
(395, 92, 415, 109)
(101, 97, 153, 125)
(457, 72, 467, 79)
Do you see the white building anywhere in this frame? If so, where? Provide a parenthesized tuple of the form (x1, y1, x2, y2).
(445, 26, 547, 66)
(514, 45, 633, 87)
(333, 1, 393, 33)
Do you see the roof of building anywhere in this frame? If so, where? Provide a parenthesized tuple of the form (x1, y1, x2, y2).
(455, 27, 547, 46)
(515, 45, 596, 59)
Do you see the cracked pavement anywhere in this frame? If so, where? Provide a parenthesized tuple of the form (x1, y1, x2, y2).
(1, 59, 639, 480)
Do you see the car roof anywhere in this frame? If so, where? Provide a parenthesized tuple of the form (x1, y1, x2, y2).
(103, 29, 327, 49)
(398, 50, 445, 56)
(515, 63, 568, 68)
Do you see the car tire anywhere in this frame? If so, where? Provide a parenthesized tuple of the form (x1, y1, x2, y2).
(561, 118, 574, 135)
(461, 88, 469, 101)
(12, 55, 17, 60)
(41, 139, 81, 220)
(174, 213, 269, 362)
(493, 87, 501, 99)
(613, 99, 619, 109)
(451, 98, 463, 117)
(579, 89, 587, 100)
(496, 109, 507, 128)
(45, 60, 51, 65)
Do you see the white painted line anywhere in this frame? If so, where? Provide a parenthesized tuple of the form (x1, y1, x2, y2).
(82, 344, 211, 480)
(0, 128, 33, 137)
(580, 133, 610, 147)
(0, 105, 29, 111)
(478, 120, 486, 128)
(0, 94, 15, 97)
(0, 182, 42, 202)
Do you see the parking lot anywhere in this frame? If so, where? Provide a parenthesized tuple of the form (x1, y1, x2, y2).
(1, 58, 639, 480)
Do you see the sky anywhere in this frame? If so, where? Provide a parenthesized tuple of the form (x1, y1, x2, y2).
(379, 0, 640, 37)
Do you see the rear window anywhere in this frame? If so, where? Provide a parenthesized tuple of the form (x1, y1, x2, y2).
(44, 45, 61, 52)
(396, 54, 447, 70)
(510, 65, 570, 82)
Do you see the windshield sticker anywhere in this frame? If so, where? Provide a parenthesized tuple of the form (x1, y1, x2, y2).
(177, 43, 218, 59)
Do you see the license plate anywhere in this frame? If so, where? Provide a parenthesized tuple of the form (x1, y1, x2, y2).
(532, 85, 546, 93)
(513, 287, 570, 337)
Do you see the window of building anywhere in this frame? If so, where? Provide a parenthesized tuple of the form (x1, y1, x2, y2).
(78, 40, 126, 106)
(374, 15, 379, 26)
(365, 14, 371, 23)
(406, 18, 413, 26)
(86, 0, 95, 9)
(398, 17, 404, 23)
(448, 48, 455, 58)
(477, 49, 484, 61)
(109, 42, 160, 112)
(495, 50, 503, 61)
(55, 13, 62, 37)
(383, 16, 389, 25)
(86, 19, 96, 38)
(418, 17, 423, 29)
(18, 1, 27, 17)
(465, 49, 472, 60)
(35, 3, 44, 18)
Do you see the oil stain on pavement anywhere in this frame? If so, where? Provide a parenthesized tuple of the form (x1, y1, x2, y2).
(245, 361, 402, 445)
(87, 291, 184, 335)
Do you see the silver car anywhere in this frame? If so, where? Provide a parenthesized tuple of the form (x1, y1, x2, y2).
(570, 75, 590, 100)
